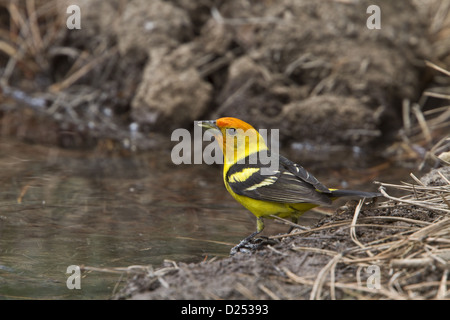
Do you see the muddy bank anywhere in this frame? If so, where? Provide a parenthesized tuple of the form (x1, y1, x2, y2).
(1, 1, 448, 154)
(114, 167, 450, 300)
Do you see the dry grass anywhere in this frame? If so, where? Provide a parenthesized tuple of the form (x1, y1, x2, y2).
(0, 1, 140, 148)
(283, 180, 450, 300)
(0, 1, 65, 86)
(389, 61, 450, 168)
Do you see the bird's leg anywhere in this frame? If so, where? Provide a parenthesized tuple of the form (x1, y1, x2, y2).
(230, 217, 265, 255)
(288, 216, 298, 233)
(287, 214, 309, 233)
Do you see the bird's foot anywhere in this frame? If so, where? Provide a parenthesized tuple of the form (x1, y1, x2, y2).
(230, 236, 279, 255)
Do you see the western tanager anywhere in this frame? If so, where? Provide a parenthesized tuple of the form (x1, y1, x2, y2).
(197, 117, 380, 254)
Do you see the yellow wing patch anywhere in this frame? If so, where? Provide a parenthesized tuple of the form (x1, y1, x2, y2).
(244, 176, 278, 191)
(228, 168, 260, 183)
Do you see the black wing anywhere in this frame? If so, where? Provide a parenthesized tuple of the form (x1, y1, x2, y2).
(225, 151, 332, 206)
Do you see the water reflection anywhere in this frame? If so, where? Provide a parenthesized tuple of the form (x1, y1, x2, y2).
(0, 137, 410, 299)
(0, 138, 262, 299)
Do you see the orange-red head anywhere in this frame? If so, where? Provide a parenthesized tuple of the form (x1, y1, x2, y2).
(197, 117, 268, 167)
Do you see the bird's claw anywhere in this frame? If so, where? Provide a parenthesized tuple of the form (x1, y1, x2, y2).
(230, 236, 278, 255)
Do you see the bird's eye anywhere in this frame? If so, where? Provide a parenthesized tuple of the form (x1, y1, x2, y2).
(227, 128, 237, 136)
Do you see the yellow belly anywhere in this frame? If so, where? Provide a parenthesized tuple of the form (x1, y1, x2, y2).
(226, 183, 319, 219)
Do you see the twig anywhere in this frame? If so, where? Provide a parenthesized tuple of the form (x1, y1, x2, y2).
(390, 258, 433, 268)
(48, 47, 118, 92)
(436, 269, 448, 299)
(350, 199, 374, 257)
(258, 284, 281, 300)
(379, 187, 450, 214)
(310, 253, 343, 300)
(269, 214, 310, 230)
(425, 60, 450, 77)
(412, 104, 432, 143)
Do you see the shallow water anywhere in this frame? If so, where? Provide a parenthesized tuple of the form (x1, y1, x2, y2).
(0, 137, 413, 299)
(0, 138, 288, 299)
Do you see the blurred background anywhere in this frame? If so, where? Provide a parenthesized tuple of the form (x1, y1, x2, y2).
(0, 0, 449, 299)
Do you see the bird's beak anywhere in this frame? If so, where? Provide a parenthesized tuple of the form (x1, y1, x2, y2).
(196, 120, 223, 146)
(196, 120, 219, 131)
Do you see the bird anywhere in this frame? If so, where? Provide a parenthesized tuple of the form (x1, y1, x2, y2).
(197, 117, 381, 254)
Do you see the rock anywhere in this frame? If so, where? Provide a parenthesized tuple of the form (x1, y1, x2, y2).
(117, 0, 193, 60)
(420, 166, 450, 186)
(277, 95, 381, 146)
(131, 46, 213, 131)
(215, 56, 289, 121)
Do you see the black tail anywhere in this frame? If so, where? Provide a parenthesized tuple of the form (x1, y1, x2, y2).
(330, 189, 381, 199)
